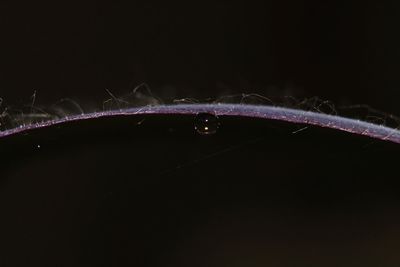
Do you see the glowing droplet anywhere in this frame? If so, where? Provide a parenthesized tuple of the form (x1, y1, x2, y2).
(194, 112, 219, 135)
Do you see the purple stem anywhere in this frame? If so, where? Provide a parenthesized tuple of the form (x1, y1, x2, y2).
(1, 104, 400, 144)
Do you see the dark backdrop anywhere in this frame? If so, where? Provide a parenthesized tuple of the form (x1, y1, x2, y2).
(2, 3, 400, 265)
(1, 1, 400, 114)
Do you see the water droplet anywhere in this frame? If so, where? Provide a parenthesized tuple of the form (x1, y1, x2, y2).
(194, 112, 219, 135)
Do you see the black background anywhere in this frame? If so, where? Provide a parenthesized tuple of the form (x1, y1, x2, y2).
(1, 114, 400, 266)
(0, 1, 400, 114)
(2, 2, 400, 266)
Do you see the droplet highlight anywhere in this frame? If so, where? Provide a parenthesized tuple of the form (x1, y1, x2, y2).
(194, 112, 219, 135)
